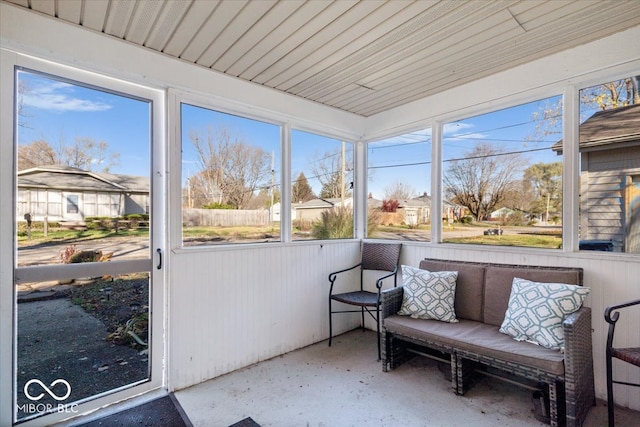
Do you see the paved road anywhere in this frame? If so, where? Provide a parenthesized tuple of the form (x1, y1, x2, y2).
(17, 235, 151, 267)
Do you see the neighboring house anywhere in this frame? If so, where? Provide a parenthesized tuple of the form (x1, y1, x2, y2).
(368, 193, 466, 226)
(554, 104, 640, 252)
(294, 197, 352, 222)
(17, 165, 149, 222)
(490, 207, 516, 219)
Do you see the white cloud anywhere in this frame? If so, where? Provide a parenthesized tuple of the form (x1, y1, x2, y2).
(22, 80, 112, 112)
(443, 122, 487, 141)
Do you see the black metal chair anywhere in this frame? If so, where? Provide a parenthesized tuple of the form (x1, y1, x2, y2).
(604, 298, 640, 427)
(328, 242, 401, 360)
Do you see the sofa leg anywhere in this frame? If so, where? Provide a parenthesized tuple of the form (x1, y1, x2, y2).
(455, 356, 477, 395)
(548, 381, 566, 427)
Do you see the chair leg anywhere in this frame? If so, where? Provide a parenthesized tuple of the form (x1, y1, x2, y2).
(606, 351, 614, 427)
(328, 298, 333, 347)
(376, 307, 381, 361)
(361, 307, 365, 331)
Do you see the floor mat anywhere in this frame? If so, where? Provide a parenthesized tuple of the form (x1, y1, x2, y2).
(77, 394, 192, 427)
(229, 417, 261, 427)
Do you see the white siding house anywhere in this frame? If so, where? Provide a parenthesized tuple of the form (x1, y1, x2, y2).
(17, 166, 149, 222)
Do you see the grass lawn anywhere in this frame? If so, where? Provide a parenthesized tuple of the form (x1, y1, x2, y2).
(443, 233, 562, 249)
(183, 225, 281, 242)
(17, 228, 149, 247)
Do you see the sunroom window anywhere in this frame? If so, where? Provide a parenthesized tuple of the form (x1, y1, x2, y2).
(442, 96, 564, 249)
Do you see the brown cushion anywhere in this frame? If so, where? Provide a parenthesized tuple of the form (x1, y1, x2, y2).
(384, 315, 565, 376)
(483, 266, 582, 326)
(419, 259, 486, 322)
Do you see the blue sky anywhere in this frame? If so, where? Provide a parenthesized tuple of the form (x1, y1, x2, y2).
(17, 69, 605, 201)
(17, 70, 150, 176)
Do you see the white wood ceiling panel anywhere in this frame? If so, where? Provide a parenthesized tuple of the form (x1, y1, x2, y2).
(124, 1, 163, 45)
(300, 1, 511, 102)
(56, 0, 82, 24)
(104, 0, 136, 39)
(211, 0, 305, 73)
(229, 0, 331, 78)
(243, 0, 358, 83)
(508, 0, 570, 31)
(287, 0, 439, 96)
(5, 0, 639, 117)
(271, 0, 423, 92)
(348, 2, 640, 115)
(179, 0, 247, 63)
(144, 0, 192, 51)
(323, 9, 523, 110)
(162, 0, 219, 57)
(81, 0, 109, 32)
(196, 0, 277, 68)
(256, 1, 387, 88)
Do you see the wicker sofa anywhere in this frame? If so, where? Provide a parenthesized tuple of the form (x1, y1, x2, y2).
(381, 259, 594, 427)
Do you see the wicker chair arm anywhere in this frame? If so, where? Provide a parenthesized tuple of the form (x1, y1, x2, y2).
(605, 298, 640, 324)
(375, 267, 398, 290)
(381, 287, 404, 320)
(328, 263, 362, 284)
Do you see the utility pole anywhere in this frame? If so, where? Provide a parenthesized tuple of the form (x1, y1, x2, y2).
(341, 141, 345, 204)
(270, 151, 275, 222)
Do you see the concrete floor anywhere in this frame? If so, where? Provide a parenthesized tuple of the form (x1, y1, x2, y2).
(174, 330, 639, 427)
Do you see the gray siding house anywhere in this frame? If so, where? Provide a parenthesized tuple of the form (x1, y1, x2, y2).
(556, 104, 640, 252)
(17, 165, 149, 222)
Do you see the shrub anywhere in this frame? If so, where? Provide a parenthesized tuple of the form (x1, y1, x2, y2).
(381, 199, 400, 212)
(202, 202, 234, 209)
(460, 216, 473, 224)
(312, 207, 353, 239)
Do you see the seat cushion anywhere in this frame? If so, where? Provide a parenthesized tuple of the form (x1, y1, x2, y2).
(419, 259, 486, 322)
(483, 266, 582, 326)
(331, 290, 378, 307)
(384, 315, 565, 376)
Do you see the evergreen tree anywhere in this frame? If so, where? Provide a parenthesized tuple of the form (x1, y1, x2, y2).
(292, 172, 315, 202)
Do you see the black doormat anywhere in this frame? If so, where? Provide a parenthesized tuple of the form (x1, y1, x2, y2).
(77, 393, 192, 427)
(229, 417, 261, 427)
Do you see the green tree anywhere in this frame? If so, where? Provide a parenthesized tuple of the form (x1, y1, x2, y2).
(292, 172, 315, 202)
(523, 162, 563, 223)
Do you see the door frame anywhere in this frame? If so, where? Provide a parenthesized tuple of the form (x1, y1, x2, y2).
(0, 51, 166, 426)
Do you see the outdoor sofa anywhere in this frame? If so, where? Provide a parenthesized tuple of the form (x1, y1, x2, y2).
(381, 258, 594, 427)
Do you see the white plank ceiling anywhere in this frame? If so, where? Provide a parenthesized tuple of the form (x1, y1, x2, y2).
(4, 0, 640, 117)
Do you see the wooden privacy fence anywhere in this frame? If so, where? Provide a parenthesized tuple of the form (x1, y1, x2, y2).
(183, 208, 269, 227)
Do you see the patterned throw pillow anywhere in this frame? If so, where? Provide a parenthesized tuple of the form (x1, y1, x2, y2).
(499, 277, 590, 351)
(398, 265, 458, 323)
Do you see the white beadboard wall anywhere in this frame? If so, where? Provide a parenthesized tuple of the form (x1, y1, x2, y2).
(168, 241, 640, 411)
(169, 241, 363, 391)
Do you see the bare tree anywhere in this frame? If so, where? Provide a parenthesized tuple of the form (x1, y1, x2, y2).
(383, 180, 416, 201)
(310, 148, 352, 200)
(17, 137, 119, 172)
(443, 143, 527, 221)
(190, 126, 270, 209)
(17, 140, 57, 170)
